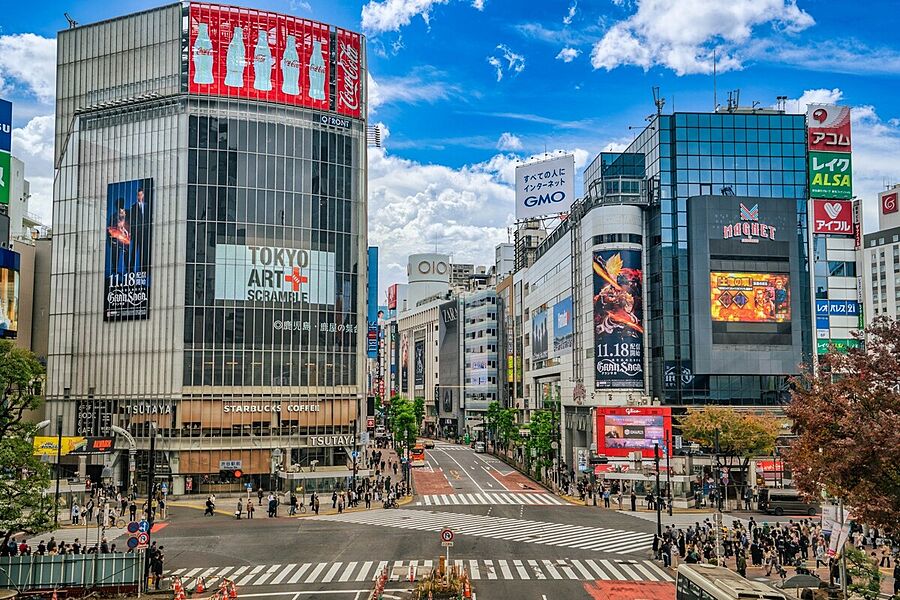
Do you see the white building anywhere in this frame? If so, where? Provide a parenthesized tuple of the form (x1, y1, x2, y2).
(860, 186, 900, 324)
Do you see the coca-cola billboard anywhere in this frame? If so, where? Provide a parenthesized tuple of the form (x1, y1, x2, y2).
(188, 4, 364, 117)
(336, 28, 363, 118)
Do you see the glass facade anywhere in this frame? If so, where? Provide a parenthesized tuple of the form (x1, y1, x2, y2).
(599, 111, 811, 405)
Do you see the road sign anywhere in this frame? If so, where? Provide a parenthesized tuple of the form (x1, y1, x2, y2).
(127, 521, 140, 534)
(137, 520, 150, 533)
(440, 528, 454, 543)
(351, 450, 359, 459)
(136, 532, 150, 549)
(245, 483, 252, 490)
(441, 541, 454, 547)
(126, 536, 139, 550)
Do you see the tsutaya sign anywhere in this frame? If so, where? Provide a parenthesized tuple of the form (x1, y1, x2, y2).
(215, 244, 335, 305)
(308, 434, 355, 447)
(722, 203, 777, 243)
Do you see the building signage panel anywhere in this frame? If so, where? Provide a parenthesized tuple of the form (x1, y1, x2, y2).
(387, 283, 398, 310)
(367, 324, 379, 357)
(33, 437, 87, 456)
(592, 250, 644, 390)
(514, 154, 576, 220)
(219, 460, 243, 470)
(812, 199, 853, 235)
(817, 338, 860, 355)
(722, 202, 777, 243)
(0, 248, 19, 339)
(414, 339, 425, 387)
(816, 315, 830, 329)
(308, 434, 355, 447)
(214, 244, 335, 305)
(807, 105, 852, 152)
(815, 300, 860, 316)
(710, 272, 790, 323)
(438, 300, 460, 419)
(335, 28, 362, 118)
(817, 329, 830, 339)
(552, 296, 574, 355)
(222, 402, 320, 413)
(809, 151, 852, 199)
(188, 4, 337, 113)
(531, 308, 549, 362)
(0, 151, 10, 206)
(595, 407, 671, 459)
(0, 99, 10, 153)
(104, 179, 153, 321)
(882, 191, 898, 215)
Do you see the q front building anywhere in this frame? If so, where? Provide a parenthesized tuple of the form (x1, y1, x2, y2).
(47, 3, 368, 494)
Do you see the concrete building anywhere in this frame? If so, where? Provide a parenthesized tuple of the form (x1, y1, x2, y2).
(860, 185, 900, 324)
(495, 243, 515, 279)
(47, 3, 369, 492)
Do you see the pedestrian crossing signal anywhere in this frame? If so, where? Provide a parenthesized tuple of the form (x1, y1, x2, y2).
(233, 469, 243, 478)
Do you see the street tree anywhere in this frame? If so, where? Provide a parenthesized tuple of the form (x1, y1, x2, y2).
(389, 396, 418, 454)
(785, 317, 900, 531)
(524, 409, 557, 480)
(412, 397, 425, 431)
(0, 341, 52, 545)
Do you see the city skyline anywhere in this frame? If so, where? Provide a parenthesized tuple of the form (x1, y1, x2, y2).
(2, 0, 900, 296)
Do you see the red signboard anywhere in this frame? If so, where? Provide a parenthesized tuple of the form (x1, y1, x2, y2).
(882, 191, 898, 215)
(335, 28, 363, 118)
(189, 3, 331, 112)
(595, 406, 672, 459)
(807, 104, 852, 152)
(812, 199, 853, 235)
(387, 283, 398, 310)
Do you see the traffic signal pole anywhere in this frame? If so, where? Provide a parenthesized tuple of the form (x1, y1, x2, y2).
(653, 443, 661, 538)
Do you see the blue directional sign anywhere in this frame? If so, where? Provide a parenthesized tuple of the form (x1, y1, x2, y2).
(138, 520, 150, 533)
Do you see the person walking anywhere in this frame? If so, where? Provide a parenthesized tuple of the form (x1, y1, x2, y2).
(630, 491, 637, 511)
(289, 492, 298, 516)
(129, 499, 137, 522)
(736, 552, 747, 578)
(603, 488, 611, 508)
(71, 502, 80, 525)
(365, 490, 371, 509)
(246, 500, 254, 519)
(332, 490, 338, 509)
(258, 489, 264, 506)
(236, 499, 243, 519)
(151, 545, 165, 590)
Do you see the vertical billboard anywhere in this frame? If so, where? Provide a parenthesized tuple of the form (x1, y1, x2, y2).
(514, 154, 576, 220)
(0, 99, 11, 206)
(531, 308, 548, 361)
(438, 300, 459, 418)
(387, 283, 398, 310)
(552, 296, 574, 355)
(188, 4, 331, 111)
(104, 179, 153, 321)
(807, 105, 851, 152)
(595, 406, 672, 459)
(812, 199, 853, 235)
(0, 248, 19, 339)
(335, 28, 363, 118)
(413, 339, 425, 387)
(400, 332, 409, 393)
(809, 152, 852, 199)
(592, 250, 644, 389)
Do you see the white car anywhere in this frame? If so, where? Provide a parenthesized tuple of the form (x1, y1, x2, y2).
(474, 441, 486, 453)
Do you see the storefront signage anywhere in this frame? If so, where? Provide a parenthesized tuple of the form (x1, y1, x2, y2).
(515, 154, 576, 220)
(812, 199, 852, 235)
(214, 244, 335, 305)
(123, 400, 174, 415)
(335, 29, 362, 118)
(315, 114, 351, 128)
(222, 403, 321, 413)
(815, 300, 860, 316)
(816, 338, 860, 355)
(70, 437, 117, 454)
(807, 105, 852, 152)
(722, 203, 777, 243)
(33, 436, 87, 456)
(219, 460, 243, 470)
(809, 151, 852, 199)
(104, 178, 153, 321)
(592, 249, 644, 390)
(308, 434, 355, 447)
(882, 191, 898, 215)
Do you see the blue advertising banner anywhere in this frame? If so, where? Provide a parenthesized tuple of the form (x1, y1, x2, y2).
(552, 296, 574, 355)
(104, 179, 153, 321)
(0, 99, 11, 153)
(592, 249, 644, 390)
(816, 299, 860, 317)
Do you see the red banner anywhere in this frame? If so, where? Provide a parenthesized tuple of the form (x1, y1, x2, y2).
(189, 4, 331, 112)
(882, 191, 898, 215)
(812, 199, 853, 235)
(387, 283, 398, 310)
(335, 28, 363, 118)
(807, 104, 852, 152)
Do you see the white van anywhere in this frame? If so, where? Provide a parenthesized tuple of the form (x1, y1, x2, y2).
(474, 441, 486, 453)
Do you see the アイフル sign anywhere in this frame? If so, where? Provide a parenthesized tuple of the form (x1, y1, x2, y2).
(812, 199, 853, 235)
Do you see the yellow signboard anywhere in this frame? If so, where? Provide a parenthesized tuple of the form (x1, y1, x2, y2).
(33, 436, 87, 456)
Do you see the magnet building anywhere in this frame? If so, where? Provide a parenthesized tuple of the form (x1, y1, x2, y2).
(47, 2, 368, 493)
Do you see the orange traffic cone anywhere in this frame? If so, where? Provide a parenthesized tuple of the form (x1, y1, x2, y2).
(52, 590, 58, 600)
(196, 577, 205, 594)
(228, 580, 238, 599)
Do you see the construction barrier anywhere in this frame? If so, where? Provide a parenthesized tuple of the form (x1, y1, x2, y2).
(0, 553, 143, 593)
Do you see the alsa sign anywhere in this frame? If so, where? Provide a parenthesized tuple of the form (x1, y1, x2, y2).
(722, 203, 777, 243)
(813, 199, 853, 235)
(807, 105, 852, 153)
(809, 151, 852, 200)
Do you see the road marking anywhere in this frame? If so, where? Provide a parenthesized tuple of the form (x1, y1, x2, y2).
(338, 562, 357, 583)
(231, 566, 250, 578)
(434, 447, 487, 493)
(615, 561, 641, 581)
(237, 565, 265, 586)
(286, 563, 312, 584)
(253, 564, 281, 586)
(469, 560, 480, 580)
(570, 559, 593, 580)
(528, 559, 546, 579)
(585, 559, 610, 580)
(320, 562, 342, 583)
(270, 564, 296, 585)
(354, 561, 373, 582)
(304, 563, 327, 584)
(498, 559, 513, 579)
(483, 559, 497, 580)
(543, 560, 563, 579)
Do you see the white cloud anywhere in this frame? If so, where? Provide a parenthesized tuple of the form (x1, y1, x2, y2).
(488, 45, 525, 81)
(11, 114, 55, 224)
(590, 0, 814, 75)
(496, 132, 523, 151)
(0, 34, 57, 103)
(472, 0, 485, 10)
(563, 1, 577, 25)
(556, 47, 581, 63)
(780, 88, 843, 114)
(368, 71, 460, 114)
(361, 0, 449, 33)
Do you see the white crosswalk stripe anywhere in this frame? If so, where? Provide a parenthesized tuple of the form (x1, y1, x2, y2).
(168, 558, 671, 586)
(317, 509, 653, 555)
(419, 492, 565, 506)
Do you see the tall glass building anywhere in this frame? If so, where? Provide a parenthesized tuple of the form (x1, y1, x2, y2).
(48, 3, 368, 493)
(589, 110, 810, 405)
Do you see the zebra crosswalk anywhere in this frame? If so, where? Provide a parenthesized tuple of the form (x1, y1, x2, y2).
(318, 509, 653, 555)
(169, 558, 672, 587)
(417, 492, 566, 506)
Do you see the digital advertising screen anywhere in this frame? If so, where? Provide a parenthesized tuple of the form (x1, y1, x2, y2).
(104, 178, 153, 321)
(710, 272, 790, 323)
(531, 308, 548, 361)
(414, 339, 425, 387)
(592, 249, 644, 389)
(0, 248, 19, 339)
(596, 407, 672, 458)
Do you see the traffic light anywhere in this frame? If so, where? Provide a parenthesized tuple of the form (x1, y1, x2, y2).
(218, 469, 243, 481)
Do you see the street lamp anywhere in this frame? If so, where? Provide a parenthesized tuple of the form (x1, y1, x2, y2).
(110, 425, 137, 492)
(53, 415, 63, 526)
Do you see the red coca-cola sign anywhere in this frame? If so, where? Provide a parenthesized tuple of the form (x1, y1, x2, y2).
(336, 28, 362, 119)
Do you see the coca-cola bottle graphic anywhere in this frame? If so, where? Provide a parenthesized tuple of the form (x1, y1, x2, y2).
(308, 39, 326, 101)
(224, 26, 245, 88)
(281, 34, 301, 96)
(192, 23, 214, 85)
(252, 30, 273, 91)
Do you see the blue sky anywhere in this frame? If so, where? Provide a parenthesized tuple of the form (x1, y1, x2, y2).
(2, 0, 900, 295)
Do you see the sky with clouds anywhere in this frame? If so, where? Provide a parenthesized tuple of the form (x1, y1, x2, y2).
(2, 0, 900, 298)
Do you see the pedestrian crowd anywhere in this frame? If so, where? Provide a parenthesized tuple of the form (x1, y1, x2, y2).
(1, 535, 122, 556)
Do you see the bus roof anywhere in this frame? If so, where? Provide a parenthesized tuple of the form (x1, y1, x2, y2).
(677, 563, 788, 599)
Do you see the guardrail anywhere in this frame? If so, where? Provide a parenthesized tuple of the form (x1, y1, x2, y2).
(0, 553, 143, 592)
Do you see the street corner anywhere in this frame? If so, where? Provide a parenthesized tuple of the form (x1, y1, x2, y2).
(583, 579, 675, 600)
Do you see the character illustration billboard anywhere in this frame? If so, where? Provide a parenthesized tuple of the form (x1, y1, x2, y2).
(592, 250, 644, 389)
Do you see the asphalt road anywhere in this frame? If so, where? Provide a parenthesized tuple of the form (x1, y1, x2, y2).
(157, 442, 678, 600)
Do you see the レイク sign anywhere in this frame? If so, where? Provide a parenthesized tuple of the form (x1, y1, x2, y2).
(722, 203, 777, 243)
(813, 199, 853, 235)
(809, 151, 852, 199)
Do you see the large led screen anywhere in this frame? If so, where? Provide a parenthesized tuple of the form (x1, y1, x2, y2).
(710, 272, 791, 323)
(603, 415, 665, 451)
(592, 249, 644, 389)
(104, 178, 153, 321)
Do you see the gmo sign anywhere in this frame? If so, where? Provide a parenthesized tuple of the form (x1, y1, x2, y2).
(524, 191, 567, 207)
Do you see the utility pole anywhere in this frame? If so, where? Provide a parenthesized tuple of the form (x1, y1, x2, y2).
(143, 423, 157, 592)
(839, 498, 847, 596)
(665, 442, 672, 516)
(53, 414, 63, 526)
(653, 443, 661, 538)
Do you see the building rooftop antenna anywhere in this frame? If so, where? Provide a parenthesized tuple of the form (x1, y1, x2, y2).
(652, 86, 665, 116)
(64, 12, 78, 28)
